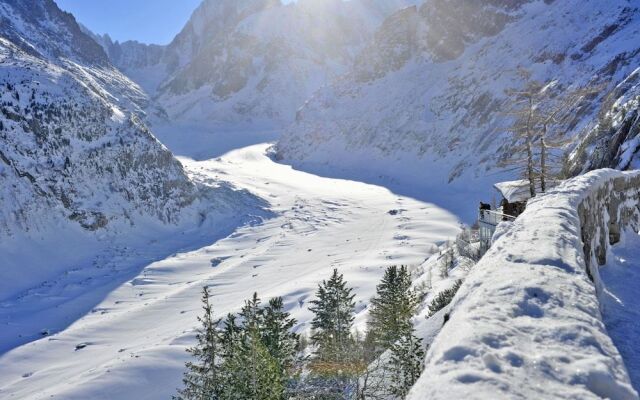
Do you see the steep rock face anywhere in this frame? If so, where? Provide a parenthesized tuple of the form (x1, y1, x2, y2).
(88, 33, 165, 73)
(91, 0, 421, 126)
(353, 0, 532, 82)
(352, 6, 422, 82)
(0, 0, 106, 65)
(277, 0, 640, 184)
(0, 0, 199, 237)
(421, 0, 533, 61)
(569, 69, 640, 174)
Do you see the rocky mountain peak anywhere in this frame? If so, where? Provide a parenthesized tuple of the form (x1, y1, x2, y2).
(86, 0, 422, 126)
(0, 0, 108, 65)
(0, 0, 204, 237)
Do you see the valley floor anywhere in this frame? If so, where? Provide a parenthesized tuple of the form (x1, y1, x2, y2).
(0, 141, 460, 399)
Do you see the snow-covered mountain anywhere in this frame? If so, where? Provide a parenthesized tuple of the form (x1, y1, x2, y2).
(89, 0, 421, 127)
(276, 0, 640, 185)
(0, 0, 198, 234)
(0, 0, 264, 299)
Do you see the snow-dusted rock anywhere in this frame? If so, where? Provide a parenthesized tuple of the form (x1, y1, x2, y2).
(570, 68, 640, 174)
(88, 0, 421, 126)
(0, 0, 198, 236)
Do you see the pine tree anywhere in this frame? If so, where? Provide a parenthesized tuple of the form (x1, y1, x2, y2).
(222, 293, 279, 400)
(237, 324, 284, 399)
(218, 330, 283, 399)
(175, 287, 222, 400)
(220, 313, 242, 356)
(240, 292, 264, 331)
(309, 269, 356, 365)
(367, 266, 419, 352)
(304, 269, 363, 399)
(439, 244, 454, 278)
(262, 297, 299, 376)
(217, 294, 293, 400)
(501, 68, 601, 196)
(219, 313, 243, 400)
(428, 279, 462, 317)
(389, 331, 425, 399)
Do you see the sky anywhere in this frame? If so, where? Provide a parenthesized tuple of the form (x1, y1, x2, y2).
(55, 0, 204, 45)
(55, 0, 297, 45)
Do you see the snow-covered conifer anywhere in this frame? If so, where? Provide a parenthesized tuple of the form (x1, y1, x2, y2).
(389, 332, 425, 399)
(309, 269, 356, 364)
(367, 266, 418, 352)
(175, 287, 222, 400)
(262, 296, 299, 376)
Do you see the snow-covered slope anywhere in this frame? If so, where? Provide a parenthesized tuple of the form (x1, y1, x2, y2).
(601, 230, 640, 392)
(0, 0, 259, 300)
(408, 169, 640, 400)
(89, 0, 420, 126)
(277, 0, 640, 186)
(0, 143, 460, 399)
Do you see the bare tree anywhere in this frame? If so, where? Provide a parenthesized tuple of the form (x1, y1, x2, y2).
(502, 69, 603, 196)
(438, 241, 454, 278)
(535, 84, 602, 191)
(355, 354, 391, 400)
(501, 69, 543, 197)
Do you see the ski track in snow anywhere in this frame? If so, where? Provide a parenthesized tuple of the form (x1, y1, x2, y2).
(0, 143, 460, 400)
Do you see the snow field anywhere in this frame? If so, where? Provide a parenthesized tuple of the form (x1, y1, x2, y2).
(0, 143, 460, 399)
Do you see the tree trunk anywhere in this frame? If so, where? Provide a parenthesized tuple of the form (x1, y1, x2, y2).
(526, 97, 536, 198)
(540, 125, 547, 193)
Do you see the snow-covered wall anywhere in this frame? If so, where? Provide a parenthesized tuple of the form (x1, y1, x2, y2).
(409, 169, 640, 399)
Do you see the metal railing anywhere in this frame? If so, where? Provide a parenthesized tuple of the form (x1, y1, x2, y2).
(477, 210, 517, 256)
(478, 210, 516, 227)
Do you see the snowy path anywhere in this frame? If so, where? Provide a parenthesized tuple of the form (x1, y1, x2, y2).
(0, 143, 459, 399)
(601, 231, 640, 392)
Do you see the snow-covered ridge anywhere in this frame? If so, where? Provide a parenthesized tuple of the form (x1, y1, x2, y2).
(409, 169, 640, 399)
